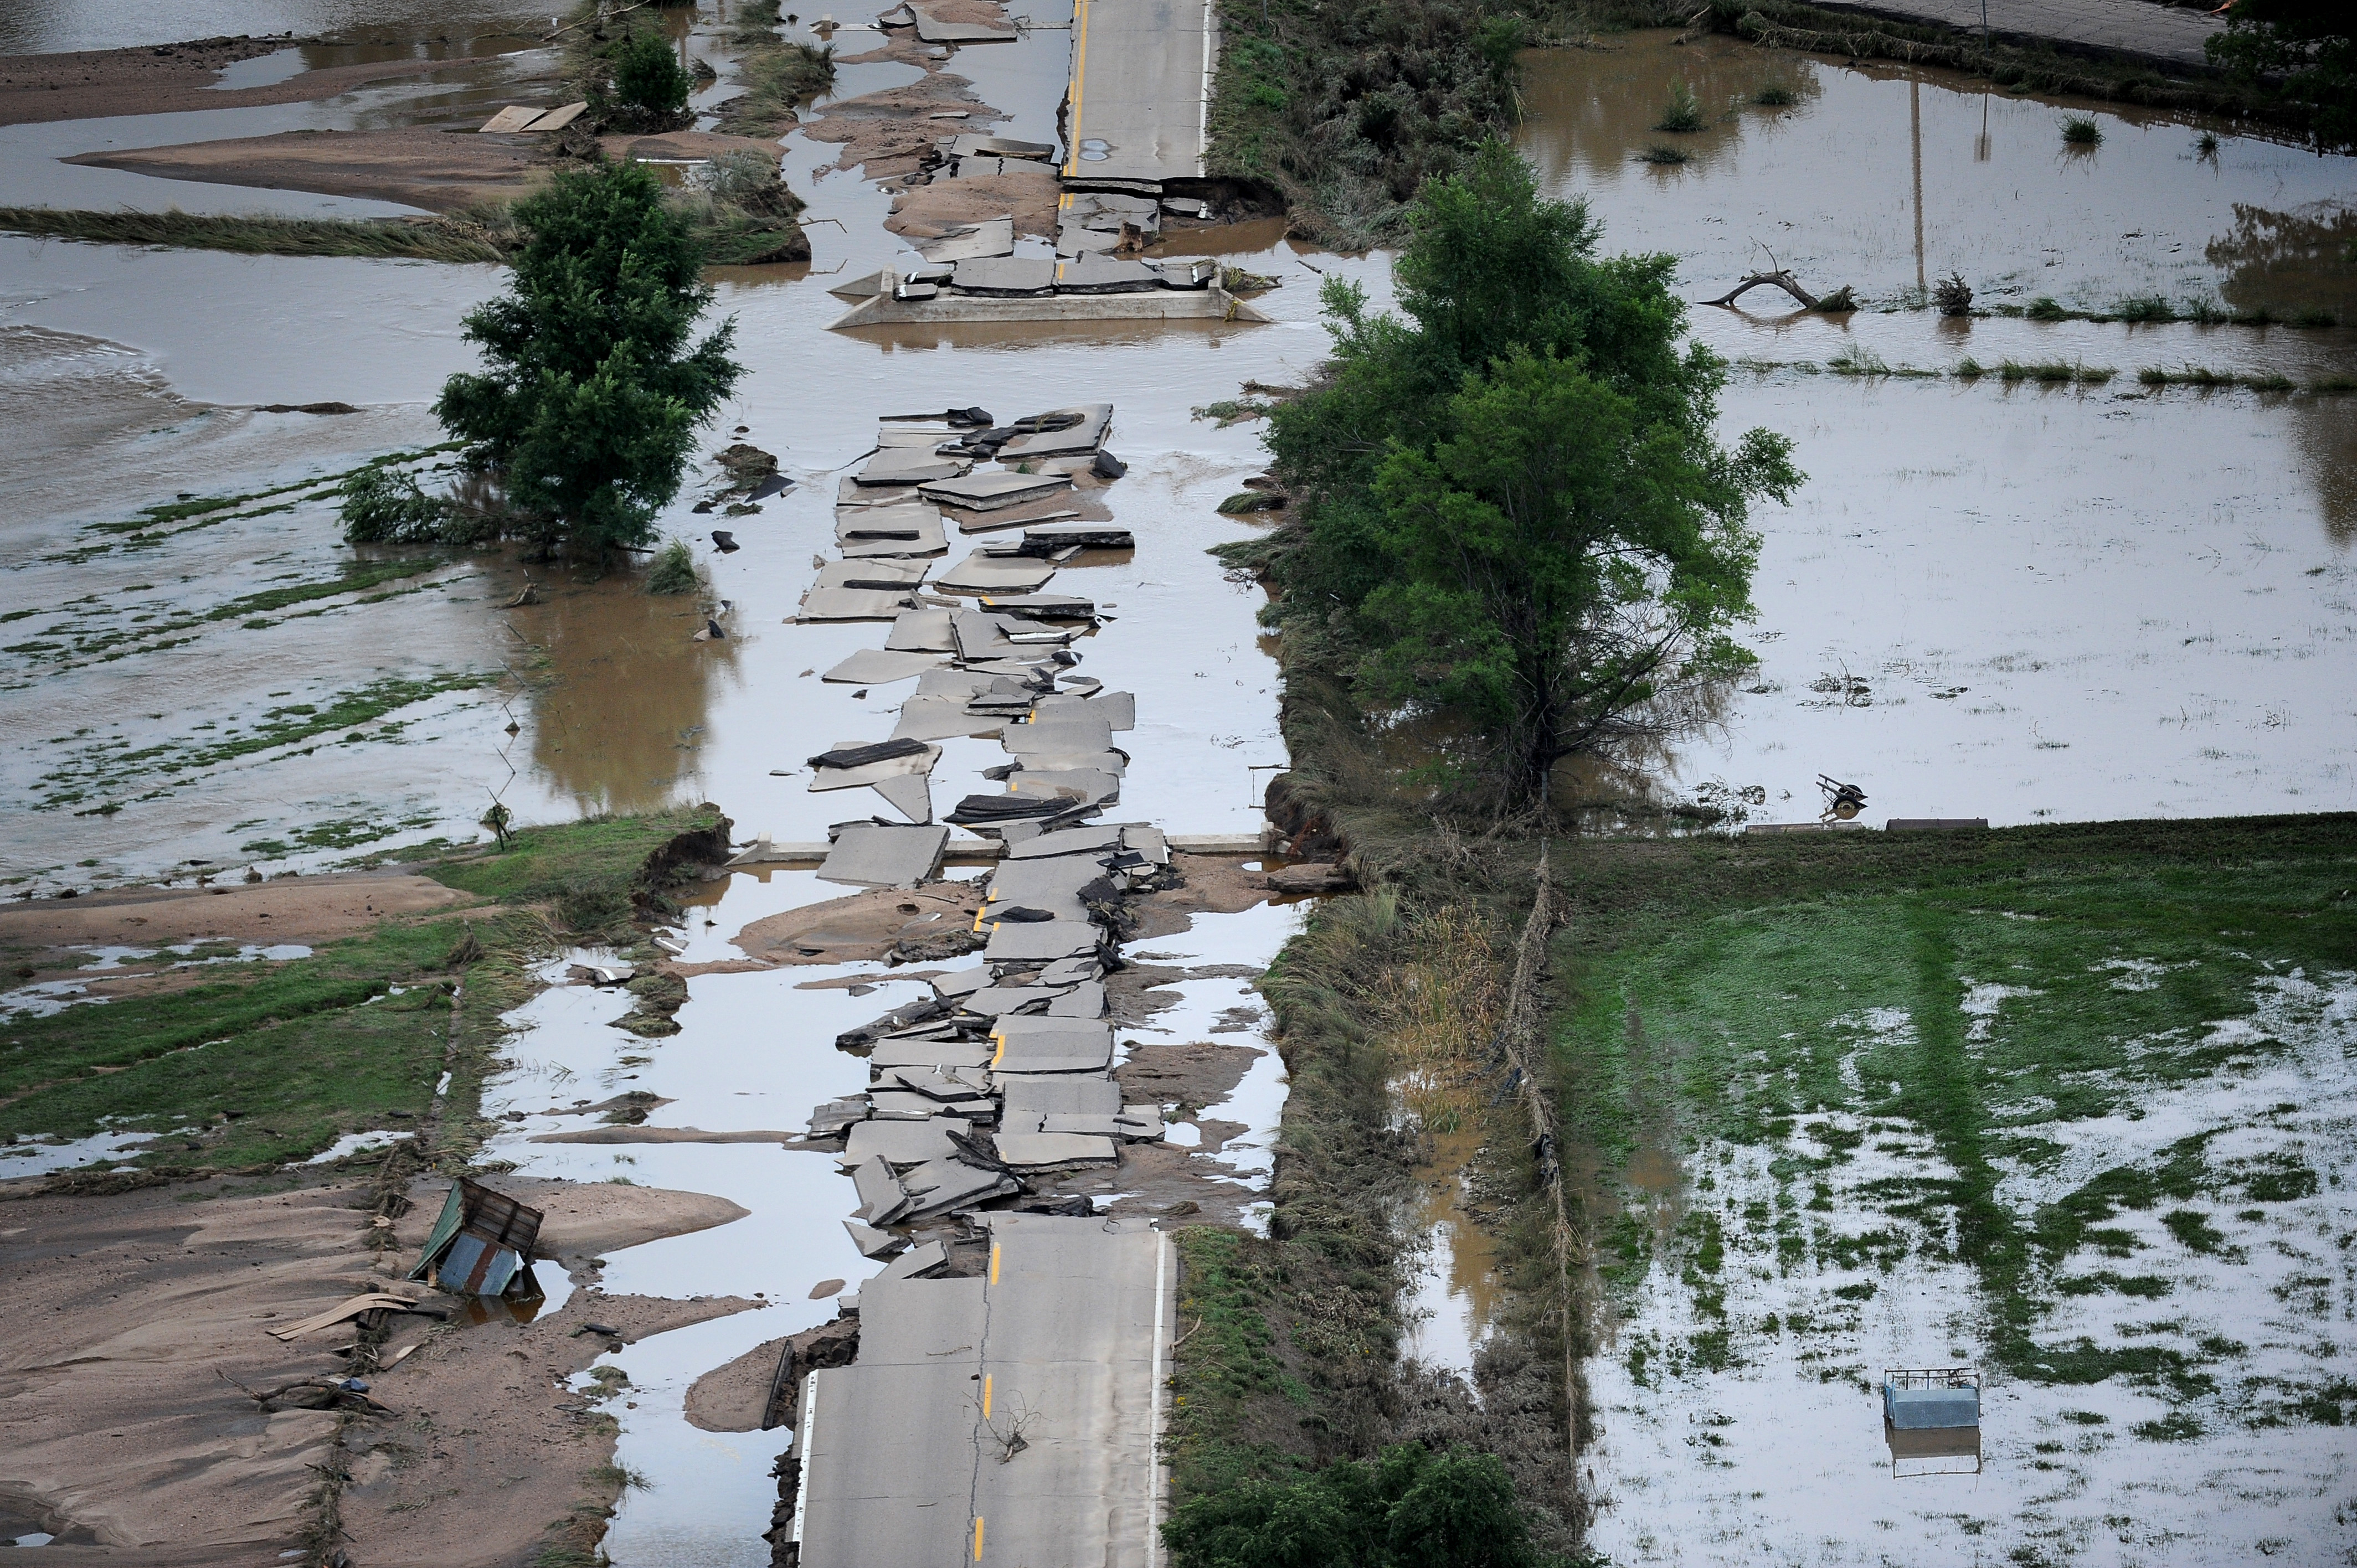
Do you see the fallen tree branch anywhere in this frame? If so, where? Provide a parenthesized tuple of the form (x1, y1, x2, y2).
(1704, 269, 1842, 311)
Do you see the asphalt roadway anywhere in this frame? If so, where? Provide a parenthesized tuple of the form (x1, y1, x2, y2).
(1806, 0, 2220, 69)
(794, 1213, 1176, 1567)
(1062, 0, 1216, 189)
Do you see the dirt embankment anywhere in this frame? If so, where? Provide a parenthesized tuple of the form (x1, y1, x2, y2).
(0, 868, 488, 1003)
(3, 868, 480, 953)
(0, 37, 523, 128)
(0, 1170, 750, 1561)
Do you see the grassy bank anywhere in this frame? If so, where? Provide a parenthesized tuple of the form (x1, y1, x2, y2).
(1161, 647, 1609, 1551)
(1166, 888, 1585, 1558)
(1547, 814, 2357, 1406)
(0, 807, 725, 1185)
(0, 208, 514, 262)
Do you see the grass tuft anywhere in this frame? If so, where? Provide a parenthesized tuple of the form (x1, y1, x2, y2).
(1998, 358, 2114, 385)
(1638, 143, 1690, 166)
(644, 538, 700, 595)
(1655, 81, 1706, 133)
(2060, 114, 2103, 147)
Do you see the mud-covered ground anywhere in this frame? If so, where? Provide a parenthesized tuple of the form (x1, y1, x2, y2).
(0, 1169, 747, 1560)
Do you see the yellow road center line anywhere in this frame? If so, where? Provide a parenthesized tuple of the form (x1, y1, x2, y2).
(973, 1516, 985, 1561)
(990, 1242, 1001, 1283)
(1064, 0, 1089, 177)
(983, 1373, 993, 1417)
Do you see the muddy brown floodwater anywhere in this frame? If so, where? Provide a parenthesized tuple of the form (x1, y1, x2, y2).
(6, 6, 2357, 1562)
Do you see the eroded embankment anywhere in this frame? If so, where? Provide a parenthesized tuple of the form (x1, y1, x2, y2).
(1164, 750, 1592, 1552)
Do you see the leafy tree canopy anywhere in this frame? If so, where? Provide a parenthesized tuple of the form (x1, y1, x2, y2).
(434, 158, 741, 553)
(2208, 0, 2354, 147)
(1253, 143, 1797, 808)
(1165, 1445, 1543, 1568)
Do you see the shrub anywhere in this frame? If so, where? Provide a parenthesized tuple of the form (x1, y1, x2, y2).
(612, 30, 691, 119)
(1932, 271, 1974, 315)
(339, 466, 449, 544)
(1165, 1445, 1539, 1568)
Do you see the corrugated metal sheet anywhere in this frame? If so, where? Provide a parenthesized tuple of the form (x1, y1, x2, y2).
(439, 1232, 524, 1297)
(410, 1178, 543, 1291)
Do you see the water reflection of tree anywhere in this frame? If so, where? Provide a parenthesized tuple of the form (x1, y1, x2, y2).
(511, 571, 737, 814)
(1516, 39, 1823, 184)
(1551, 672, 1741, 834)
(2204, 200, 2357, 317)
(2294, 396, 2357, 546)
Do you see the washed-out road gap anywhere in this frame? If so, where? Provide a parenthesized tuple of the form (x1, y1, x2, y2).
(763, 395, 1201, 1565)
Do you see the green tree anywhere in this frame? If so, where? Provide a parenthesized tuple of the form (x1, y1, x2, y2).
(1361, 349, 1793, 804)
(433, 159, 741, 554)
(1250, 143, 1796, 808)
(1164, 1445, 1538, 1568)
(2207, 0, 2353, 148)
(611, 30, 692, 121)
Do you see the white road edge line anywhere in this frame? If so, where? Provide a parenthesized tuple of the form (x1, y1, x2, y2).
(1150, 1227, 1170, 1564)
(791, 1367, 821, 1550)
(1197, 0, 1212, 177)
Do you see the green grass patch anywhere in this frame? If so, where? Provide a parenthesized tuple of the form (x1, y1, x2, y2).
(32, 672, 496, 812)
(0, 917, 464, 1169)
(1998, 358, 2114, 385)
(1, 809, 721, 1174)
(1546, 816, 2357, 1381)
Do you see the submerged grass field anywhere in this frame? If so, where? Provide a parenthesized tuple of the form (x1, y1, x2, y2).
(0, 807, 721, 1179)
(1548, 817, 2357, 1557)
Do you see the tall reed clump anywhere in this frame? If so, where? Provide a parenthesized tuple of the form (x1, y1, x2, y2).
(645, 538, 701, 594)
(1377, 905, 1504, 1134)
